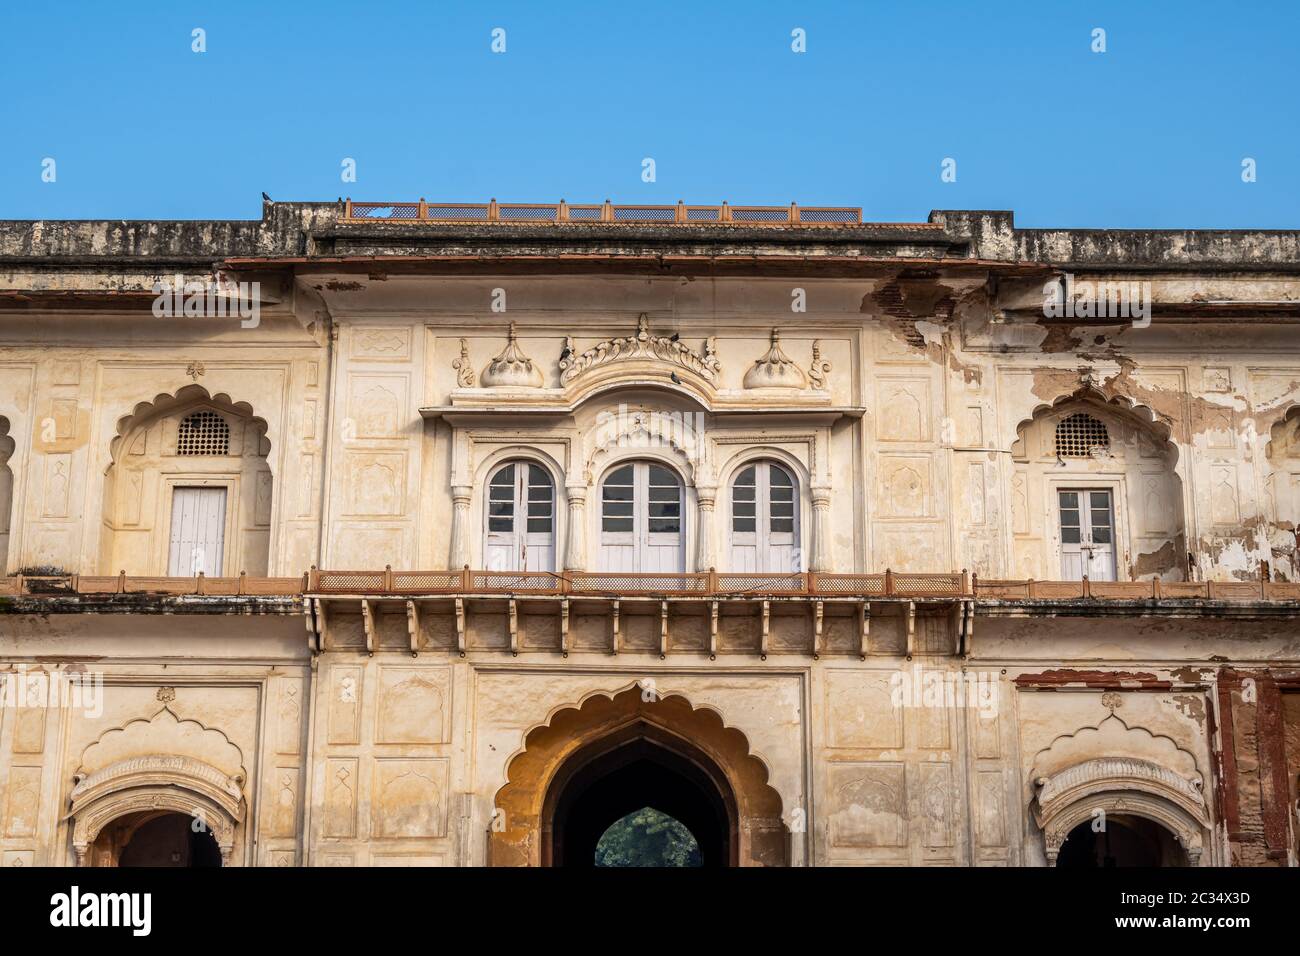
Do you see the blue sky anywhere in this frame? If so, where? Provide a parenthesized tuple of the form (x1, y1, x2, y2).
(2, 0, 1297, 227)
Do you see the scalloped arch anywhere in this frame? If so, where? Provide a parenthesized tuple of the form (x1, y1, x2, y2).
(490, 685, 788, 867)
(1264, 402, 1300, 460)
(587, 429, 700, 486)
(1012, 383, 1179, 464)
(77, 706, 247, 784)
(108, 383, 270, 466)
(1028, 712, 1202, 787)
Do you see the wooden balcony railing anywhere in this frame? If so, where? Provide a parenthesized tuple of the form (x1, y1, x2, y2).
(341, 199, 864, 227)
(300, 568, 1300, 602)
(307, 568, 966, 597)
(3, 569, 1298, 602)
(0, 572, 306, 597)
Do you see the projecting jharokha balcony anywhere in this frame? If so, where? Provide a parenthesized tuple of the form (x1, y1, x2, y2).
(3, 567, 1299, 602)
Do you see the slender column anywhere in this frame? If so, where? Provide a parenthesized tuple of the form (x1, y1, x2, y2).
(695, 484, 717, 572)
(564, 485, 587, 571)
(810, 484, 833, 572)
(449, 485, 473, 569)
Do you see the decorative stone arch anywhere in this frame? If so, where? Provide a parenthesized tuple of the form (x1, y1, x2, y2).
(560, 315, 721, 410)
(490, 686, 788, 867)
(66, 754, 246, 866)
(585, 412, 704, 488)
(108, 384, 270, 464)
(1010, 383, 1187, 581)
(100, 384, 273, 575)
(0, 415, 14, 574)
(1264, 402, 1300, 466)
(1033, 757, 1210, 865)
(0, 361, 35, 570)
(67, 706, 248, 866)
(1008, 385, 1185, 468)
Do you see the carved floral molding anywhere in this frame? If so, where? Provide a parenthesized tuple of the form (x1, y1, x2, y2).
(66, 753, 246, 866)
(481, 322, 544, 388)
(1032, 755, 1210, 864)
(744, 329, 808, 389)
(453, 338, 476, 387)
(558, 314, 721, 387)
(1034, 756, 1206, 819)
(808, 340, 831, 390)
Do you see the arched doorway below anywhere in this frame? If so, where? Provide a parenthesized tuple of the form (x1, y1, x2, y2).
(91, 811, 223, 867)
(1055, 813, 1186, 867)
(490, 687, 788, 867)
(551, 736, 728, 867)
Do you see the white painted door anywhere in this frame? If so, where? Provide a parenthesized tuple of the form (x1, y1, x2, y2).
(599, 462, 684, 572)
(730, 462, 800, 572)
(168, 486, 227, 576)
(1058, 488, 1116, 581)
(484, 462, 555, 572)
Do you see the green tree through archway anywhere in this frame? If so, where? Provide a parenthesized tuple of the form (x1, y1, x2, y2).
(594, 808, 702, 867)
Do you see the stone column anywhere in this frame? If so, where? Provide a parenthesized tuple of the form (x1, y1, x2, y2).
(810, 484, 833, 572)
(564, 485, 587, 571)
(695, 484, 717, 572)
(449, 485, 473, 569)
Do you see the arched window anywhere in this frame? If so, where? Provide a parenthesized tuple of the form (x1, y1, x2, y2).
(1055, 413, 1109, 459)
(730, 461, 799, 572)
(599, 461, 684, 572)
(177, 410, 230, 456)
(485, 461, 555, 572)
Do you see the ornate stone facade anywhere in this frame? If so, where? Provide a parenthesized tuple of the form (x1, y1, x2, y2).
(0, 198, 1297, 867)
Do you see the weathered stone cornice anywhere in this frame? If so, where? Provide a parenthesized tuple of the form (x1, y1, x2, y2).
(3, 199, 1300, 274)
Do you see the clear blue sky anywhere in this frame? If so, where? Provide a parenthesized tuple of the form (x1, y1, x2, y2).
(2, 0, 1297, 228)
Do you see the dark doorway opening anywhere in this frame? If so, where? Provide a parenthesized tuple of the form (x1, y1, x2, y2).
(547, 732, 734, 867)
(1056, 813, 1185, 867)
(118, 812, 223, 868)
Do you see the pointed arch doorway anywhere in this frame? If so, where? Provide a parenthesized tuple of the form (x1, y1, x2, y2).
(490, 687, 789, 867)
(548, 727, 732, 867)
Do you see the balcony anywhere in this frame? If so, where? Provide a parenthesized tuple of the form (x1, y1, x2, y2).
(3, 568, 1298, 602)
(6, 568, 1297, 657)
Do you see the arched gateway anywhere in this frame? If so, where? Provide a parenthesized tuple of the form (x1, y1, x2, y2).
(490, 687, 788, 867)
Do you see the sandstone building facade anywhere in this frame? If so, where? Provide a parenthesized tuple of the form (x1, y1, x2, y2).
(0, 198, 1297, 867)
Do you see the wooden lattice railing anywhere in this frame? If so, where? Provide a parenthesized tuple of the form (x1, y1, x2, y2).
(3, 569, 1297, 602)
(0, 572, 306, 597)
(340, 199, 866, 226)
(305, 568, 1300, 601)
